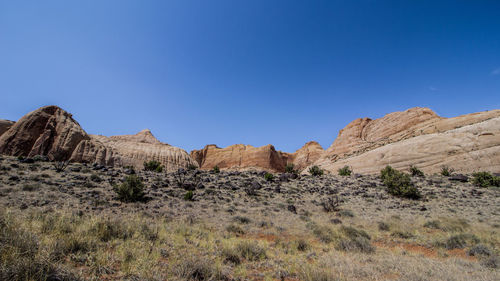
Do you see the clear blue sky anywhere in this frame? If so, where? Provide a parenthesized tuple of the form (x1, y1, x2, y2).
(1, 1, 499, 152)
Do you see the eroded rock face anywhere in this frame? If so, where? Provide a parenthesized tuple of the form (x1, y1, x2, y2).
(0, 120, 15, 137)
(191, 144, 289, 172)
(71, 131, 198, 171)
(191, 141, 323, 172)
(311, 107, 500, 174)
(0, 106, 89, 159)
(288, 141, 324, 171)
(0, 106, 196, 171)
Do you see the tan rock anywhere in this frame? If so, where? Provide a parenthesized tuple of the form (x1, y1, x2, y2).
(311, 107, 500, 174)
(288, 141, 324, 170)
(71, 131, 197, 171)
(191, 141, 323, 172)
(0, 106, 89, 159)
(191, 144, 289, 172)
(0, 106, 196, 171)
(0, 119, 15, 136)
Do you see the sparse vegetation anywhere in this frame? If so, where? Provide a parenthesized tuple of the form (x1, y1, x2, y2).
(441, 165, 453, 176)
(337, 165, 352, 176)
(143, 160, 163, 172)
(409, 165, 424, 177)
(471, 171, 500, 187)
(264, 172, 274, 181)
(380, 166, 421, 199)
(285, 163, 297, 174)
(113, 175, 145, 202)
(184, 190, 194, 201)
(212, 165, 220, 173)
(187, 164, 198, 171)
(308, 165, 324, 176)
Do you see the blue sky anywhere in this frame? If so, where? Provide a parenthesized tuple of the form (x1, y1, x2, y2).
(1, 0, 499, 152)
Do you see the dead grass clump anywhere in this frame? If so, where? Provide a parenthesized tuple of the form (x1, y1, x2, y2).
(235, 240, 267, 261)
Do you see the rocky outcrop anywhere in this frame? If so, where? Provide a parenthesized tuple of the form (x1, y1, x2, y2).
(71, 130, 197, 171)
(0, 106, 89, 159)
(311, 107, 500, 174)
(0, 120, 15, 137)
(0, 106, 196, 171)
(191, 141, 324, 172)
(288, 141, 324, 170)
(191, 144, 289, 172)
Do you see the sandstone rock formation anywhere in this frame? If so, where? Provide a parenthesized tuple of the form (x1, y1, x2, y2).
(0, 106, 89, 159)
(0, 119, 15, 137)
(0, 106, 196, 171)
(71, 130, 197, 171)
(310, 107, 500, 174)
(191, 141, 324, 172)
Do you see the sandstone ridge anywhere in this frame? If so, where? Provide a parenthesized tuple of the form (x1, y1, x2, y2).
(310, 107, 500, 174)
(0, 106, 196, 171)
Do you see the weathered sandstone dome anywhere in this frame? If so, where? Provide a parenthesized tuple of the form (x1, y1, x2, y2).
(0, 106, 196, 171)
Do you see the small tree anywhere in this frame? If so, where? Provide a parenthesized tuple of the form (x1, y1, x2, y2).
(114, 175, 145, 202)
(338, 166, 352, 176)
(308, 165, 324, 176)
(380, 166, 421, 200)
(409, 165, 424, 177)
(144, 160, 163, 172)
(213, 165, 220, 173)
(264, 172, 274, 182)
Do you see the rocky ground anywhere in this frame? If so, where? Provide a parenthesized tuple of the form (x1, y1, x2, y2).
(0, 155, 499, 280)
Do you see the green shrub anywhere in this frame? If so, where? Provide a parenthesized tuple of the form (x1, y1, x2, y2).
(380, 166, 421, 200)
(114, 175, 145, 202)
(184, 190, 194, 201)
(264, 172, 274, 182)
(409, 165, 424, 177)
(213, 165, 220, 173)
(90, 174, 102, 182)
(337, 165, 352, 176)
(285, 163, 297, 174)
(143, 160, 163, 172)
(308, 165, 324, 176)
(187, 164, 197, 171)
(472, 172, 500, 187)
(440, 165, 453, 176)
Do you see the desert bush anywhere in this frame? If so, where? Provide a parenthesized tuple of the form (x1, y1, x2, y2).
(90, 219, 134, 242)
(90, 173, 102, 182)
(472, 171, 500, 187)
(226, 224, 245, 235)
(285, 163, 297, 174)
(221, 246, 241, 264)
(114, 175, 145, 202)
(174, 256, 221, 281)
(310, 224, 337, 243)
(380, 166, 421, 199)
(143, 160, 163, 172)
(184, 190, 194, 201)
(378, 221, 390, 231)
(440, 165, 453, 176)
(22, 183, 40, 192)
(53, 161, 69, 173)
(480, 255, 500, 269)
(308, 165, 324, 176)
(212, 165, 220, 173)
(423, 220, 441, 229)
(296, 239, 310, 252)
(468, 244, 492, 257)
(321, 196, 340, 212)
(264, 172, 274, 181)
(444, 233, 480, 250)
(233, 216, 251, 224)
(337, 165, 352, 176)
(341, 225, 371, 240)
(235, 241, 267, 261)
(187, 164, 197, 171)
(409, 165, 424, 177)
(336, 237, 375, 253)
